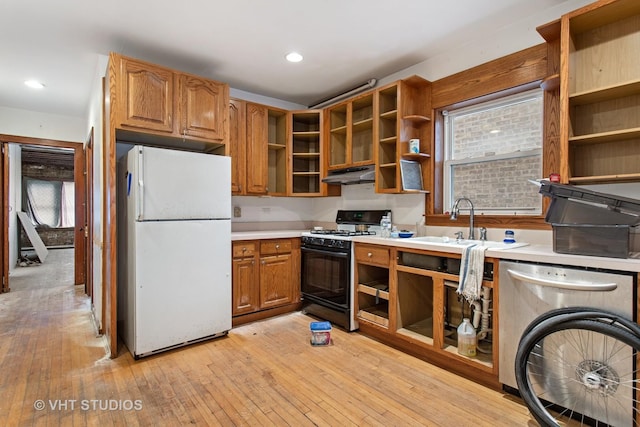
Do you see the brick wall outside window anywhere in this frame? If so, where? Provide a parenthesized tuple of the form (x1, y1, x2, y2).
(446, 91, 542, 213)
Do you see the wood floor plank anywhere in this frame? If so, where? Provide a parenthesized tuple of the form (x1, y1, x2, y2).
(0, 249, 537, 426)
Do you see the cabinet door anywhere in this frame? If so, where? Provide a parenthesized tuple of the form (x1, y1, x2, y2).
(179, 75, 228, 141)
(119, 57, 174, 133)
(232, 256, 259, 316)
(245, 103, 269, 194)
(229, 99, 246, 194)
(259, 254, 293, 309)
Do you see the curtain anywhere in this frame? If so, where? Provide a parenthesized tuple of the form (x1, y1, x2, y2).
(25, 178, 74, 228)
(61, 181, 75, 227)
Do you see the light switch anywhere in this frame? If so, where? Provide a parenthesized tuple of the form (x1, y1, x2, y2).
(233, 206, 241, 217)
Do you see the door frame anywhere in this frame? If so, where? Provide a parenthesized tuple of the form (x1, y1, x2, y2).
(85, 129, 94, 299)
(0, 134, 87, 291)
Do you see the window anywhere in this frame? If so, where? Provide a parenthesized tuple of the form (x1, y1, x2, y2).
(443, 89, 543, 215)
(24, 178, 75, 227)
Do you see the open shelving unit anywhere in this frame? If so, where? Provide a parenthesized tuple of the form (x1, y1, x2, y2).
(561, 0, 640, 184)
(354, 243, 498, 379)
(290, 110, 322, 195)
(267, 109, 288, 195)
(375, 76, 432, 193)
(325, 92, 374, 170)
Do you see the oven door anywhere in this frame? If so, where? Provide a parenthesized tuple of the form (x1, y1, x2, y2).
(301, 245, 350, 310)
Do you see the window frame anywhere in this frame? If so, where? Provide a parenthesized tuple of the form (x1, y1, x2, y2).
(442, 88, 544, 216)
(425, 43, 554, 229)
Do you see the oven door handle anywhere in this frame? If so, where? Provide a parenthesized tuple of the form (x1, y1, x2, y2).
(302, 246, 350, 258)
(507, 269, 617, 291)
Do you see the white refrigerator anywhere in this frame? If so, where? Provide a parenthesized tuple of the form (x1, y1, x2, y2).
(119, 145, 231, 358)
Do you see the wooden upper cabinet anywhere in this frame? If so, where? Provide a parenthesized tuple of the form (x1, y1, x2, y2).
(229, 98, 247, 194)
(112, 53, 229, 145)
(559, 0, 640, 184)
(178, 75, 228, 141)
(119, 57, 174, 133)
(325, 92, 374, 170)
(245, 102, 269, 194)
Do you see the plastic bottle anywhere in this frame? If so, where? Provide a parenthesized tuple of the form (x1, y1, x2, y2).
(380, 215, 391, 238)
(457, 318, 477, 357)
(503, 229, 516, 244)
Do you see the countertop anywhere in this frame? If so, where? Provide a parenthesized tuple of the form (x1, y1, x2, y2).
(231, 230, 306, 241)
(230, 231, 640, 273)
(352, 235, 640, 273)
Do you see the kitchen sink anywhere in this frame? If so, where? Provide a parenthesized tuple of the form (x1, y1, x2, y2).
(408, 236, 529, 250)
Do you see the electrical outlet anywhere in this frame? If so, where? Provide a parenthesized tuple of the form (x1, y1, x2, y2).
(233, 206, 241, 218)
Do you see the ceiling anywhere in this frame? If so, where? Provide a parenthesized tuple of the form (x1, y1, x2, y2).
(21, 146, 74, 168)
(1, 0, 578, 118)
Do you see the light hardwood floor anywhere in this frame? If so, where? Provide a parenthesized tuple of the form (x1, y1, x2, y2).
(0, 250, 536, 426)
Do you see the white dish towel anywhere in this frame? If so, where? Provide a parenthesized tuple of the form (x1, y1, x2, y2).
(457, 244, 488, 303)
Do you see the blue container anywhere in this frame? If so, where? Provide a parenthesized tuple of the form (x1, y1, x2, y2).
(310, 321, 332, 345)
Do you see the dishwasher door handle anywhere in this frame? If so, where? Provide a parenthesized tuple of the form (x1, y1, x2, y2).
(507, 269, 618, 291)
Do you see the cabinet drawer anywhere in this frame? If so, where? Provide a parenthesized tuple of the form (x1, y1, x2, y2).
(233, 241, 257, 258)
(355, 245, 390, 267)
(260, 239, 292, 255)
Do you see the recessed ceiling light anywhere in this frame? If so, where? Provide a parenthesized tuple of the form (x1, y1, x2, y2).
(25, 80, 45, 89)
(285, 52, 303, 63)
(489, 129, 501, 134)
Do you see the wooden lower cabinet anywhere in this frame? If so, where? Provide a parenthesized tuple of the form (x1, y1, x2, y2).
(232, 241, 259, 315)
(354, 242, 500, 388)
(260, 253, 293, 308)
(232, 238, 300, 325)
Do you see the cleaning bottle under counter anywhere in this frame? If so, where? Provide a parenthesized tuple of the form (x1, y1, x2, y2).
(457, 318, 477, 357)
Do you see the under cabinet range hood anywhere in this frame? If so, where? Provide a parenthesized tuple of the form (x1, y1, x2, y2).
(322, 165, 375, 185)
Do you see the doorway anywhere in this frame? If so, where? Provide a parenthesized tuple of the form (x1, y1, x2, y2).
(0, 135, 87, 295)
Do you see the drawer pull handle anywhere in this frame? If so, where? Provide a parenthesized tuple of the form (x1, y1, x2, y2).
(275, 244, 280, 249)
(367, 252, 372, 257)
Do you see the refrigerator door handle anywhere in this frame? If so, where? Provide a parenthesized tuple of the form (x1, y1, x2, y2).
(138, 148, 144, 221)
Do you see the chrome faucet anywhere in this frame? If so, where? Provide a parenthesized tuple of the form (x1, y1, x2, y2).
(450, 197, 475, 240)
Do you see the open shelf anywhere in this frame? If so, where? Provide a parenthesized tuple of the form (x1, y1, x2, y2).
(540, 73, 560, 91)
(569, 127, 640, 144)
(570, 79, 640, 106)
(569, 173, 640, 185)
(401, 152, 430, 160)
(402, 114, 430, 123)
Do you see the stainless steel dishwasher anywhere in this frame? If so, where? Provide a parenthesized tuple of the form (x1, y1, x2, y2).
(499, 260, 636, 424)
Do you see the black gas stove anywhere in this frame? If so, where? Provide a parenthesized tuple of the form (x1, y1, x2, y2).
(300, 209, 391, 331)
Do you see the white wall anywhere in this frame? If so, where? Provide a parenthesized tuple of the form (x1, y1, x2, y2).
(0, 106, 86, 143)
(85, 55, 108, 331)
(312, 184, 425, 227)
(378, 0, 594, 86)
